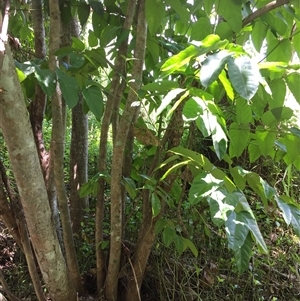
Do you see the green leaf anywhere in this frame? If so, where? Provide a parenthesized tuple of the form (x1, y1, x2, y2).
(163, 225, 176, 247)
(219, 70, 234, 100)
(236, 98, 252, 124)
(34, 67, 56, 97)
(174, 235, 187, 255)
(256, 126, 276, 157)
(230, 167, 246, 190)
(266, 37, 292, 63)
(183, 98, 203, 121)
(200, 50, 232, 88)
(156, 88, 186, 116)
(165, 0, 189, 24)
(142, 80, 179, 92)
(228, 56, 260, 101)
(251, 21, 268, 53)
(235, 233, 252, 273)
(189, 173, 223, 205)
(82, 85, 103, 121)
(16, 68, 26, 83)
(286, 72, 300, 104)
(183, 238, 198, 257)
(123, 177, 137, 199)
(191, 17, 212, 41)
(151, 193, 161, 217)
(248, 141, 261, 163)
(56, 68, 79, 108)
(215, 22, 233, 40)
(225, 211, 250, 251)
(293, 29, 300, 59)
(217, 0, 242, 33)
(212, 123, 228, 160)
(285, 134, 300, 163)
(146, 0, 165, 36)
(161, 45, 199, 76)
(269, 79, 286, 108)
(229, 123, 250, 158)
(90, 1, 104, 15)
(241, 211, 268, 253)
(71, 37, 85, 51)
(155, 218, 168, 234)
(88, 30, 99, 47)
(78, 3, 90, 27)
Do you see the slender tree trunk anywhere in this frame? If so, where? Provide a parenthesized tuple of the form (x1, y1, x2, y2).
(0, 43, 76, 301)
(95, 0, 137, 295)
(69, 18, 89, 235)
(105, 1, 147, 300)
(48, 1, 85, 295)
(30, 0, 61, 239)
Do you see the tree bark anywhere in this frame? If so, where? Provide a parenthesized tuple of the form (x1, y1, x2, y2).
(95, 0, 137, 295)
(48, 2, 85, 295)
(105, 1, 147, 300)
(0, 43, 76, 301)
(69, 18, 89, 235)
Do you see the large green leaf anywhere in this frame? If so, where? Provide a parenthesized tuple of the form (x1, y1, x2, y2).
(78, 3, 90, 27)
(151, 193, 161, 217)
(56, 68, 79, 108)
(266, 37, 292, 63)
(200, 50, 232, 88)
(163, 224, 176, 247)
(235, 233, 253, 273)
(286, 72, 300, 104)
(256, 126, 276, 157)
(189, 173, 223, 205)
(156, 88, 186, 116)
(183, 98, 203, 121)
(161, 45, 199, 76)
(241, 211, 268, 253)
(228, 56, 260, 101)
(284, 134, 300, 163)
(293, 28, 300, 59)
(251, 21, 268, 53)
(219, 70, 234, 100)
(236, 98, 252, 124)
(142, 80, 179, 92)
(225, 211, 249, 251)
(268, 79, 286, 108)
(165, 0, 189, 24)
(82, 85, 103, 121)
(146, 0, 165, 36)
(217, 0, 242, 33)
(191, 17, 212, 41)
(34, 67, 56, 97)
(212, 123, 228, 160)
(229, 122, 250, 158)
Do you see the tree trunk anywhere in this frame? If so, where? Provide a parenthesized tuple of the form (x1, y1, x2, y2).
(0, 43, 76, 301)
(69, 18, 89, 235)
(30, 0, 61, 241)
(95, 0, 137, 295)
(105, 1, 147, 300)
(48, 2, 85, 295)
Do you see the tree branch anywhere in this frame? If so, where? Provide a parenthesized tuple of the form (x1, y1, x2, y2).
(242, 0, 290, 27)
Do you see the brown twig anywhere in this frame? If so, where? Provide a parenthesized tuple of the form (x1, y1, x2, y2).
(242, 0, 290, 27)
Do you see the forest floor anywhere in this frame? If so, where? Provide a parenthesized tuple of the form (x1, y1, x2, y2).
(0, 218, 300, 301)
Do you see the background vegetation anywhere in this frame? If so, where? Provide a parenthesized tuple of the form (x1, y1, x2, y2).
(0, 0, 300, 300)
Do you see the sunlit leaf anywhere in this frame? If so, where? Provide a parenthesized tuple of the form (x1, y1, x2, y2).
(34, 66, 56, 97)
(200, 50, 232, 88)
(228, 56, 260, 101)
(286, 72, 300, 104)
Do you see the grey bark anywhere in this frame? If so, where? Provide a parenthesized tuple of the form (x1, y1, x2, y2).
(0, 43, 76, 301)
